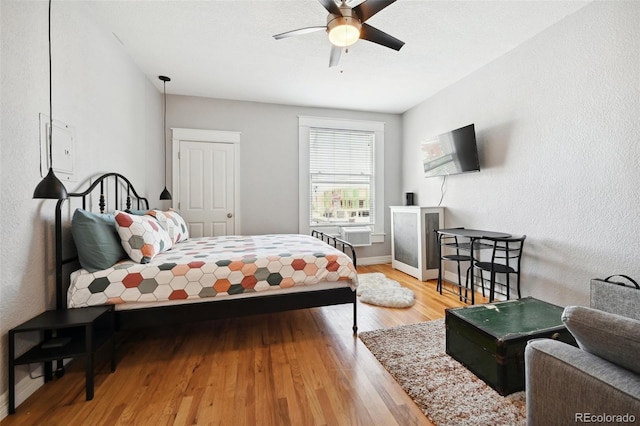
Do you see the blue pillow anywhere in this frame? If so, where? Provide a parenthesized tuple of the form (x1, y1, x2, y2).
(71, 209, 126, 272)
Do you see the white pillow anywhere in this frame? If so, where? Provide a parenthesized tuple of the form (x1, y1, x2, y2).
(146, 209, 189, 245)
(114, 210, 172, 263)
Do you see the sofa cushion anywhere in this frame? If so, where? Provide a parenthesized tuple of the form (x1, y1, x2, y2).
(562, 305, 640, 374)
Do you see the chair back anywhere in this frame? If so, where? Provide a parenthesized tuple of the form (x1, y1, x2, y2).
(437, 227, 468, 254)
(486, 235, 527, 271)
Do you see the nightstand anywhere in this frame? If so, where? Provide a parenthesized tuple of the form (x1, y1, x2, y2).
(7, 305, 116, 414)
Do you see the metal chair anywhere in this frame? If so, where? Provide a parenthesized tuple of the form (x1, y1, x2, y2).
(437, 229, 473, 302)
(473, 235, 526, 302)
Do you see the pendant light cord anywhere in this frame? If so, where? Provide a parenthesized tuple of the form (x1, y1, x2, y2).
(158, 75, 171, 200)
(33, 0, 67, 199)
(163, 79, 167, 183)
(48, 0, 53, 169)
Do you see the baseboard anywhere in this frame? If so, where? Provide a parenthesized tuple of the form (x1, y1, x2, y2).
(443, 270, 462, 284)
(441, 271, 501, 300)
(0, 373, 44, 420)
(358, 255, 391, 266)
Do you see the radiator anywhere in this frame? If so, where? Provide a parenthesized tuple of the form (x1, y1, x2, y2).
(340, 227, 372, 247)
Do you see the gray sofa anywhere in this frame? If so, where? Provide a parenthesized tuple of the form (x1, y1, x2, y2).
(525, 278, 640, 425)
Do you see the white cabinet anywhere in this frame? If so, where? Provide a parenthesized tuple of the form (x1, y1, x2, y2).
(389, 206, 444, 281)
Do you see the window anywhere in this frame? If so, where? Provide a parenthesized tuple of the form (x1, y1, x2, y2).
(309, 127, 374, 227)
(299, 116, 385, 238)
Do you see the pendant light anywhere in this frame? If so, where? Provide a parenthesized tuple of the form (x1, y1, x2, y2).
(33, 0, 68, 200)
(159, 75, 172, 200)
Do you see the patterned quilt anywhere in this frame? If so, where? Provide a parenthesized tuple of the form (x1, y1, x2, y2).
(68, 234, 358, 308)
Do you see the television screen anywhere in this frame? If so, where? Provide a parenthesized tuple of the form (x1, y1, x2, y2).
(421, 124, 480, 178)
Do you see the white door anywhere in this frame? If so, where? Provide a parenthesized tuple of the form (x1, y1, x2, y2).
(178, 140, 235, 237)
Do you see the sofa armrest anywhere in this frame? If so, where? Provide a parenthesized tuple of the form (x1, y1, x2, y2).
(525, 339, 640, 426)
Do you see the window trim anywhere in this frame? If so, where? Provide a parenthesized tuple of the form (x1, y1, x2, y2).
(298, 116, 385, 238)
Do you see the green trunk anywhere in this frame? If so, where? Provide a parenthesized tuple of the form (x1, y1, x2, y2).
(445, 297, 577, 395)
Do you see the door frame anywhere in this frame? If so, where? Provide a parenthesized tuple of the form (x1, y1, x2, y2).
(171, 128, 241, 234)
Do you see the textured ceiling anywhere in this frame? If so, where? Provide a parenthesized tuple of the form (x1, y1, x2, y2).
(83, 0, 589, 114)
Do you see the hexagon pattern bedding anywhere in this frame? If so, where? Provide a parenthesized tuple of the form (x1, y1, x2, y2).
(68, 234, 358, 308)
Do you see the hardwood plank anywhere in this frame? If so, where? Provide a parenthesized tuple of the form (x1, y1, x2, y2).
(1, 265, 487, 426)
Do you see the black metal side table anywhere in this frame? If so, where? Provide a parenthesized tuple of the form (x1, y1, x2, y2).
(8, 305, 116, 414)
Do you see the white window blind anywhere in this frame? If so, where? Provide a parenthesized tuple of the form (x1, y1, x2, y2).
(309, 127, 375, 227)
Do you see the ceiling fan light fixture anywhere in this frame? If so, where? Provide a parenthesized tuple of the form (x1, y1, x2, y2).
(273, 0, 403, 67)
(327, 16, 361, 47)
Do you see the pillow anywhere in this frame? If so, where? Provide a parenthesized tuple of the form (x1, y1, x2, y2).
(562, 305, 640, 374)
(126, 209, 149, 216)
(146, 209, 189, 244)
(71, 209, 126, 272)
(114, 210, 172, 263)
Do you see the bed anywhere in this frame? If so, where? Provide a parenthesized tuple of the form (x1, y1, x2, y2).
(54, 172, 358, 333)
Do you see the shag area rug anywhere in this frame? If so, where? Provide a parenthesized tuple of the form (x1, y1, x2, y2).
(359, 319, 526, 426)
(357, 272, 415, 308)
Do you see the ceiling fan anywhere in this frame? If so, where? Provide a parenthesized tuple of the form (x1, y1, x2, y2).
(273, 0, 404, 67)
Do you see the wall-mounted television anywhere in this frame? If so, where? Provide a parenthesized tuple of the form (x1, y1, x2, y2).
(421, 124, 480, 178)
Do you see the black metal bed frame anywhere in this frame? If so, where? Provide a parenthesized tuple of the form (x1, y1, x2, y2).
(54, 173, 358, 333)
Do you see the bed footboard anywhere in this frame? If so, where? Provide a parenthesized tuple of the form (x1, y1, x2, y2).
(312, 230, 358, 333)
(311, 230, 357, 268)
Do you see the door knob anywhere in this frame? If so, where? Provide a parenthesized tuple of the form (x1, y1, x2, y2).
(227, 213, 233, 218)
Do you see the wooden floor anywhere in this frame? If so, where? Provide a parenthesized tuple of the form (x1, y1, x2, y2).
(2, 265, 488, 426)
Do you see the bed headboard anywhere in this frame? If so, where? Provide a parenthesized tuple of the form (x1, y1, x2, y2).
(54, 172, 149, 310)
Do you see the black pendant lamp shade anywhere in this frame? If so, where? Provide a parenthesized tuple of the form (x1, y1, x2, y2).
(34, 168, 68, 199)
(159, 75, 172, 201)
(33, 0, 68, 200)
(159, 186, 172, 200)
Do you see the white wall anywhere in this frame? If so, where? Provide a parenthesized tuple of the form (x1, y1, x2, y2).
(402, 1, 640, 307)
(0, 2, 401, 413)
(5, 0, 633, 417)
(0, 0, 162, 414)
(168, 95, 403, 260)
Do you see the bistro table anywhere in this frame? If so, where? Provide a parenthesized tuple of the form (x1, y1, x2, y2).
(436, 228, 512, 304)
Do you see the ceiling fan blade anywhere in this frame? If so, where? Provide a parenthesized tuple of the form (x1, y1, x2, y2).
(354, 0, 397, 22)
(317, 0, 341, 16)
(273, 26, 326, 40)
(329, 45, 342, 67)
(360, 23, 404, 51)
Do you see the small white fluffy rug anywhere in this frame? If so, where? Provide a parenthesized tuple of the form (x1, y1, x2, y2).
(357, 272, 415, 308)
